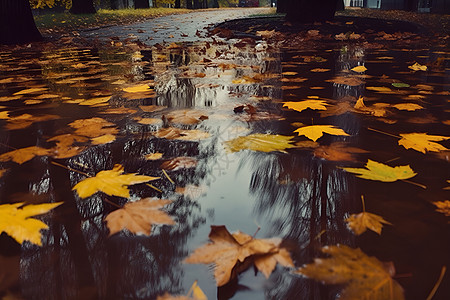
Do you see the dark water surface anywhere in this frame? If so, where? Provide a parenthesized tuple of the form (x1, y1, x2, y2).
(0, 36, 449, 300)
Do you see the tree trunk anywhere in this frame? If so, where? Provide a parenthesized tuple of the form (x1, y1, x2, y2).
(211, 0, 219, 8)
(186, 0, 193, 8)
(70, 0, 96, 14)
(135, 0, 150, 8)
(175, 0, 181, 8)
(0, 0, 42, 44)
(193, 0, 201, 9)
(284, 0, 337, 23)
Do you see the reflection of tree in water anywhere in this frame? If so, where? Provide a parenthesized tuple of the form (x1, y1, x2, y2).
(6, 130, 207, 299)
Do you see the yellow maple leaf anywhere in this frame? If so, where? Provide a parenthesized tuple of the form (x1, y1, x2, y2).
(157, 280, 207, 300)
(366, 86, 393, 93)
(91, 134, 116, 145)
(295, 245, 405, 300)
(346, 197, 391, 235)
(0, 146, 52, 164)
(13, 87, 47, 95)
(105, 198, 175, 236)
(392, 103, 423, 111)
(72, 164, 159, 199)
(408, 62, 427, 71)
(0, 202, 62, 246)
(79, 96, 111, 107)
(343, 160, 416, 182)
(294, 125, 349, 142)
(398, 133, 449, 153)
(224, 133, 296, 153)
(0, 111, 9, 119)
(144, 152, 164, 160)
(350, 65, 367, 72)
(123, 84, 151, 93)
(283, 100, 328, 113)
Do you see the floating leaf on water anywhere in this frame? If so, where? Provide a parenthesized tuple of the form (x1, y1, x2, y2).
(342, 160, 416, 182)
(314, 142, 368, 162)
(283, 100, 328, 113)
(78, 96, 111, 107)
(398, 133, 449, 154)
(73, 164, 159, 199)
(69, 117, 118, 138)
(310, 68, 330, 72)
(154, 127, 210, 141)
(326, 76, 364, 86)
(0, 146, 52, 164)
(13, 87, 47, 95)
(294, 125, 350, 142)
(5, 114, 60, 130)
(392, 82, 410, 88)
(105, 198, 174, 236)
(295, 245, 405, 300)
(100, 107, 138, 114)
(157, 280, 207, 300)
(91, 134, 116, 145)
(161, 157, 198, 171)
(432, 200, 450, 217)
(391, 103, 423, 111)
(346, 211, 392, 235)
(0, 169, 6, 178)
(224, 133, 296, 153)
(139, 105, 167, 113)
(350, 65, 367, 73)
(166, 109, 208, 125)
(0, 111, 9, 119)
(185, 225, 294, 286)
(0, 202, 62, 246)
(145, 153, 163, 160)
(408, 62, 427, 71)
(135, 117, 163, 125)
(366, 86, 393, 93)
(122, 84, 151, 93)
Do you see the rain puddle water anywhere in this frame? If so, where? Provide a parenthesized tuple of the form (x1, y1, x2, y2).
(0, 35, 449, 300)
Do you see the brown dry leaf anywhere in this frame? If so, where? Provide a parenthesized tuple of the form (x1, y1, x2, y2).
(78, 96, 111, 107)
(432, 200, 450, 217)
(326, 76, 364, 86)
(0, 146, 52, 164)
(154, 127, 210, 141)
(224, 133, 296, 153)
(5, 114, 59, 130)
(175, 184, 207, 199)
(105, 198, 175, 236)
(314, 142, 368, 161)
(296, 245, 404, 300)
(280, 77, 307, 83)
(166, 110, 208, 125)
(391, 103, 423, 111)
(184, 225, 293, 286)
(354, 97, 390, 117)
(69, 117, 119, 138)
(135, 117, 163, 125)
(320, 101, 356, 117)
(161, 157, 198, 171)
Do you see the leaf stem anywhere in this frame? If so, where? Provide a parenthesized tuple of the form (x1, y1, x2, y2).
(162, 169, 175, 184)
(252, 226, 261, 239)
(146, 183, 162, 193)
(426, 266, 446, 300)
(103, 197, 122, 209)
(401, 179, 427, 189)
(51, 161, 90, 177)
(367, 127, 401, 139)
(361, 195, 366, 212)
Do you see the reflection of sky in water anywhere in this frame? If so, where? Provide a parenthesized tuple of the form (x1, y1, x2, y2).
(0, 36, 449, 299)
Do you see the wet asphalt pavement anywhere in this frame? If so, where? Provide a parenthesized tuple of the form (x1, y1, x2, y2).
(81, 7, 272, 45)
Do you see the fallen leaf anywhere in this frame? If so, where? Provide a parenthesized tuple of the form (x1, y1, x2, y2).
(73, 164, 159, 199)
(0, 202, 62, 246)
(391, 103, 423, 111)
(314, 142, 368, 161)
(0, 146, 52, 164)
(145, 153, 163, 160)
(354, 97, 390, 117)
(366, 86, 393, 93)
(295, 245, 404, 300)
(432, 200, 450, 217)
(310, 68, 330, 72)
(283, 100, 328, 113)
(78, 96, 111, 107)
(91, 134, 116, 145)
(342, 160, 416, 182)
(224, 133, 296, 153)
(350, 65, 367, 73)
(0, 169, 6, 178)
(69, 117, 118, 138)
(123, 84, 151, 93)
(184, 225, 293, 286)
(5, 114, 60, 130)
(105, 198, 174, 236)
(154, 127, 210, 141)
(139, 105, 167, 112)
(391, 82, 410, 88)
(135, 117, 163, 125)
(408, 62, 427, 71)
(166, 110, 208, 125)
(294, 125, 350, 142)
(161, 157, 198, 171)
(13, 87, 47, 95)
(398, 133, 449, 153)
(47, 134, 88, 159)
(346, 196, 391, 235)
(326, 76, 364, 86)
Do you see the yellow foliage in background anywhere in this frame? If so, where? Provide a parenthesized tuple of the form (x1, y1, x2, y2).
(30, 0, 72, 9)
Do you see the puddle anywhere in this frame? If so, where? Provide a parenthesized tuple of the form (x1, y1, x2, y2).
(0, 36, 449, 299)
